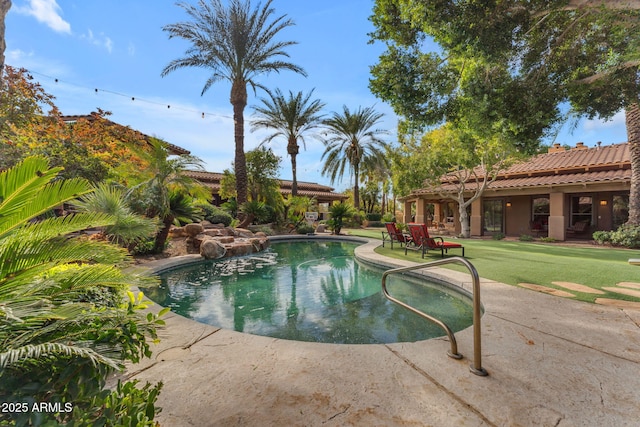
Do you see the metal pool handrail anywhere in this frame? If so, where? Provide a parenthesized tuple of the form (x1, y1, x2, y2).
(381, 256, 488, 376)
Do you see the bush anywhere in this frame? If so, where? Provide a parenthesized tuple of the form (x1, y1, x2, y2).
(539, 236, 557, 243)
(296, 224, 315, 234)
(592, 230, 612, 245)
(382, 213, 395, 223)
(131, 236, 167, 255)
(492, 232, 505, 240)
(519, 234, 534, 242)
(609, 224, 640, 248)
(196, 202, 234, 227)
(366, 212, 382, 221)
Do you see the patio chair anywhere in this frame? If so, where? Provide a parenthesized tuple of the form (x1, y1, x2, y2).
(382, 222, 412, 249)
(566, 220, 589, 237)
(405, 223, 465, 258)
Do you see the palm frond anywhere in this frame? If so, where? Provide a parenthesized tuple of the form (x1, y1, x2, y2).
(0, 343, 120, 370)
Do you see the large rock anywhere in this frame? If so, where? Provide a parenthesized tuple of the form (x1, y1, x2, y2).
(184, 223, 204, 237)
(200, 239, 227, 259)
(234, 228, 255, 238)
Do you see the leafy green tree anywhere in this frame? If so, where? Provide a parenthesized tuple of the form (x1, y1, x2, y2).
(394, 124, 517, 237)
(162, 0, 306, 208)
(369, 0, 640, 224)
(251, 88, 325, 196)
(321, 106, 389, 210)
(0, 156, 164, 425)
(219, 146, 284, 226)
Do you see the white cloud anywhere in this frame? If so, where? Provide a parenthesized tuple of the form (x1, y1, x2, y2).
(583, 110, 626, 131)
(80, 29, 113, 53)
(16, 0, 71, 34)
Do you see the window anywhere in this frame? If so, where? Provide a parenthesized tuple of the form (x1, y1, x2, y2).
(570, 196, 592, 226)
(532, 197, 549, 230)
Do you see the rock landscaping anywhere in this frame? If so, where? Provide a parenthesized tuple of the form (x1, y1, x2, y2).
(169, 221, 270, 260)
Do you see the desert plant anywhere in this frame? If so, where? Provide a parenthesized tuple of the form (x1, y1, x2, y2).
(519, 234, 534, 242)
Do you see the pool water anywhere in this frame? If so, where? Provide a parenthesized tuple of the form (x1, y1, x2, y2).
(144, 241, 474, 344)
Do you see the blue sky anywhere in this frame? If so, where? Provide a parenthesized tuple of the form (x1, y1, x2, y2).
(6, 0, 629, 191)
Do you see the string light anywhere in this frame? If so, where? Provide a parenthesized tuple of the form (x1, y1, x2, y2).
(25, 68, 232, 120)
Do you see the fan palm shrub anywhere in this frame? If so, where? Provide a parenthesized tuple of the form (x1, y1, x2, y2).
(0, 156, 165, 425)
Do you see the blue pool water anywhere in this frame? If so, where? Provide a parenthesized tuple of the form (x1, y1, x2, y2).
(144, 241, 474, 344)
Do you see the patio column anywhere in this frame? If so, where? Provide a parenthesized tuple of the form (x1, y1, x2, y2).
(470, 198, 482, 237)
(433, 203, 442, 226)
(548, 192, 566, 240)
(415, 198, 426, 224)
(403, 200, 412, 224)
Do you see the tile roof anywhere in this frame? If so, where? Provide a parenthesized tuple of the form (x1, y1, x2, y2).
(183, 170, 347, 201)
(411, 142, 631, 198)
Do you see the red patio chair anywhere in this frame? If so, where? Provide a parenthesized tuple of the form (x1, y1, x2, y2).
(405, 223, 464, 258)
(382, 222, 412, 249)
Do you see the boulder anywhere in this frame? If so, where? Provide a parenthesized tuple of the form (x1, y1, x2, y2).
(226, 242, 253, 257)
(234, 228, 255, 238)
(184, 223, 204, 237)
(169, 226, 185, 238)
(200, 239, 227, 259)
(215, 236, 235, 244)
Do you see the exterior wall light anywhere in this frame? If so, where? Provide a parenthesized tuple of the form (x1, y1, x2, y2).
(599, 200, 608, 206)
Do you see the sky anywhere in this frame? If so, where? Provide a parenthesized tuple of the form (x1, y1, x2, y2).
(6, 0, 630, 191)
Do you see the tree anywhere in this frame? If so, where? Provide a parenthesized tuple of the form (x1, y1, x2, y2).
(251, 88, 325, 196)
(0, 156, 164, 425)
(370, 0, 640, 224)
(162, 0, 306, 209)
(219, 146, 283, 226)
(321, 106, 389, 210)
(393, 124, 517, 237)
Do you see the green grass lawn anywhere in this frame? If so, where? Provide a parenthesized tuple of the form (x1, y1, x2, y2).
(344, 227, 640, 304)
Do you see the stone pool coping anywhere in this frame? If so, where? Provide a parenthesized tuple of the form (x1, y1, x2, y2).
(121, 236, 640, 426)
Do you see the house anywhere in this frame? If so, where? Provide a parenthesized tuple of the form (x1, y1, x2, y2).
(183, 170, 348, 216)
(400, 142, 631, 240)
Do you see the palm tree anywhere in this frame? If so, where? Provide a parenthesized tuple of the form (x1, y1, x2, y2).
(321, 106, 389, 210)
(251, 88, 325, 196)
(129, 139, 208, 253)
(161, 0, 306, 208)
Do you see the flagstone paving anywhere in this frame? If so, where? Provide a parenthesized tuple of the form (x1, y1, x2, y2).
(551, 281, 605, 294)
(516, 282, 576, 297)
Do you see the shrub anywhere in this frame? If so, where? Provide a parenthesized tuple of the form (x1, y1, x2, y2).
(592, 230, 612, 245)
(296, 224, 315, 234)
(366, 212, 382, 221)
(196, 202, 234, 226)
(327, 203, 354, 234)
(492, 232, 505, 240)
(519, 234, 534, 242)
(382, 213, 395, 223)
(609, 224, 640, 248)
(131, 236, 167, 255)
(539, 236, 557, 243)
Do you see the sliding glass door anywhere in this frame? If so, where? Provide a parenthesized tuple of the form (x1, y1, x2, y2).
(483, 199, 504, 235)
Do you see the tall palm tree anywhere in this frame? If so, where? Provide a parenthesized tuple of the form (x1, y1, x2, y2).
(161, 0, 306, 208)
(321, 106, 389, 210)
(251, 88, 325, 196)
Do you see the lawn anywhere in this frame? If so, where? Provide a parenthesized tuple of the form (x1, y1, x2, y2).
(344, 227, 640, 304)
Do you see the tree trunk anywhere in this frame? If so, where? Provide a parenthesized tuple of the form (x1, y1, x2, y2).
(353, 163, 360, 210)
(0, 0, 10, 76)
(154, 216, 174, 254)
(231, 80, 248, 206)
(288, 136, 299, 196)
(626, 103, 640, 225)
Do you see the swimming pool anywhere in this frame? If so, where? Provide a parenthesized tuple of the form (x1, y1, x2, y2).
(144, 240, 474, 344)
